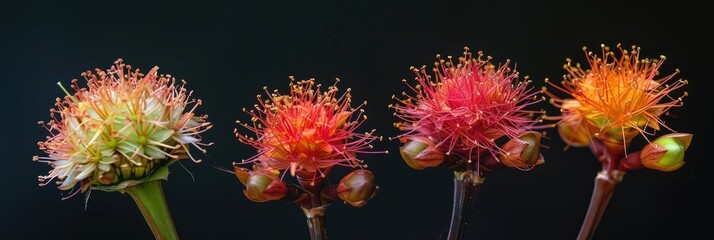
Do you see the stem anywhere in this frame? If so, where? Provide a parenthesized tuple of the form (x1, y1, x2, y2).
(302, 205, 328, 240)
(447, 171, 484, 240)
(297, 171, 329, 240)
(577, 170, 624, 240)
(126, 180, 179, 240)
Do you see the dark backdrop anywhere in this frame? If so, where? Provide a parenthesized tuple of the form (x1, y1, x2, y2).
(1, 0, 710, 239)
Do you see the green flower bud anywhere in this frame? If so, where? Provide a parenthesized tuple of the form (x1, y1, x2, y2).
(399, 136, 444, 170)
(500, 132, 544, 169)
(337, 170, 378, 207)
(641, 133, 692, 172)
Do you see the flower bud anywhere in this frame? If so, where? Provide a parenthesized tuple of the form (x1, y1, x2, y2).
(557, 99, 591, 147)
(97, 171, 118, 185)
(499, 132, 544, 168)
(399, 136, 444, 170)
(337, 170, 378, 207)
(243, 171, 287, 202)
(234, 166, 250, 185)
(558, 123, 591, 147)
(641, 133, 692, 172)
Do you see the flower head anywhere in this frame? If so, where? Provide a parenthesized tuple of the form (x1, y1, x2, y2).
(35, 59, 212, 195)
(546, 44, 688, 149)
(236, 77, 384, 181)
(392, 47, 544, 170)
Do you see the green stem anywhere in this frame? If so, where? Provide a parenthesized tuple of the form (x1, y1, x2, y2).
(126, 180, 179, 240)
(577, 170, 623, 240)
(447, 171, 483, 240)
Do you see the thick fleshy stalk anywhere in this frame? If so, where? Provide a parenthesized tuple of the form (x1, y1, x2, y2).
(125, 180, 178, 240)
(447, 170, 484, 240)
(577, 170, 624, 240)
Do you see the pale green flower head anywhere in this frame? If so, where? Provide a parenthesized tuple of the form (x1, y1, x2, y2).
(35, 59, 212, 194)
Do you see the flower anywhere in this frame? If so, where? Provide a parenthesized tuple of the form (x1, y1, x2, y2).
(546, 44, 688, 150)
(35, 59, 212, 195)
(547, 44, 694, 239)
(236, 77, 385, 183)
(391, 47, 544, 169)
(233, 78, 384, 240)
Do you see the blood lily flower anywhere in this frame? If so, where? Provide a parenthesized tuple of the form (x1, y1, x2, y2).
(545, 44, 691, 239)
(234, 77, 385, 240)
(34, 59, 212, 239)
(391, 47, 546, 240)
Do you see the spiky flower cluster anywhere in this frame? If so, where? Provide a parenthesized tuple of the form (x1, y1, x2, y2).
(236, 77, 383, 180)
(392, 47, 544, 171)
(546, 44, 688, 150)
(35, 59, 212, 195)
(546, 44, 692, 173)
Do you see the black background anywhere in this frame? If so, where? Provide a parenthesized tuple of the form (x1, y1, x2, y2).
(1, 0, 711, 239)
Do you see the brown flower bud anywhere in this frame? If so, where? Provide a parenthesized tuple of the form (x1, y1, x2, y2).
(243, 171, 287, 202)
(337, 169, 378, 207)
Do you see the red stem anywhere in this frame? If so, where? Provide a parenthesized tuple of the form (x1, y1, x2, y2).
(299, 174, 328, 240)
(577, 170, 624, 240)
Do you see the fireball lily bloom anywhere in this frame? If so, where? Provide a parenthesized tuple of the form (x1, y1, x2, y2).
(234, 77, 385, 240)
(545, 44, 691, 239)
(35, 59, 212, 239)
(392, 47, 546, 240)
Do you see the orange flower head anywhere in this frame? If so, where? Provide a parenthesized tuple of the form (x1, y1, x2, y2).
(237, 77, 384, 178)
(35, 59, 212, 196)
(392, 47, 545, 167)
(546, 44, 688, 148)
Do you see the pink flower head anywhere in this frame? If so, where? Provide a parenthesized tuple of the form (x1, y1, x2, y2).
(392, 47, 544, 169)
(236, 77, 384, 180)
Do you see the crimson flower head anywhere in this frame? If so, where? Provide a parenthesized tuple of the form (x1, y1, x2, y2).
(392, 47, 545, 171)
(236, 77, 384, 188)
